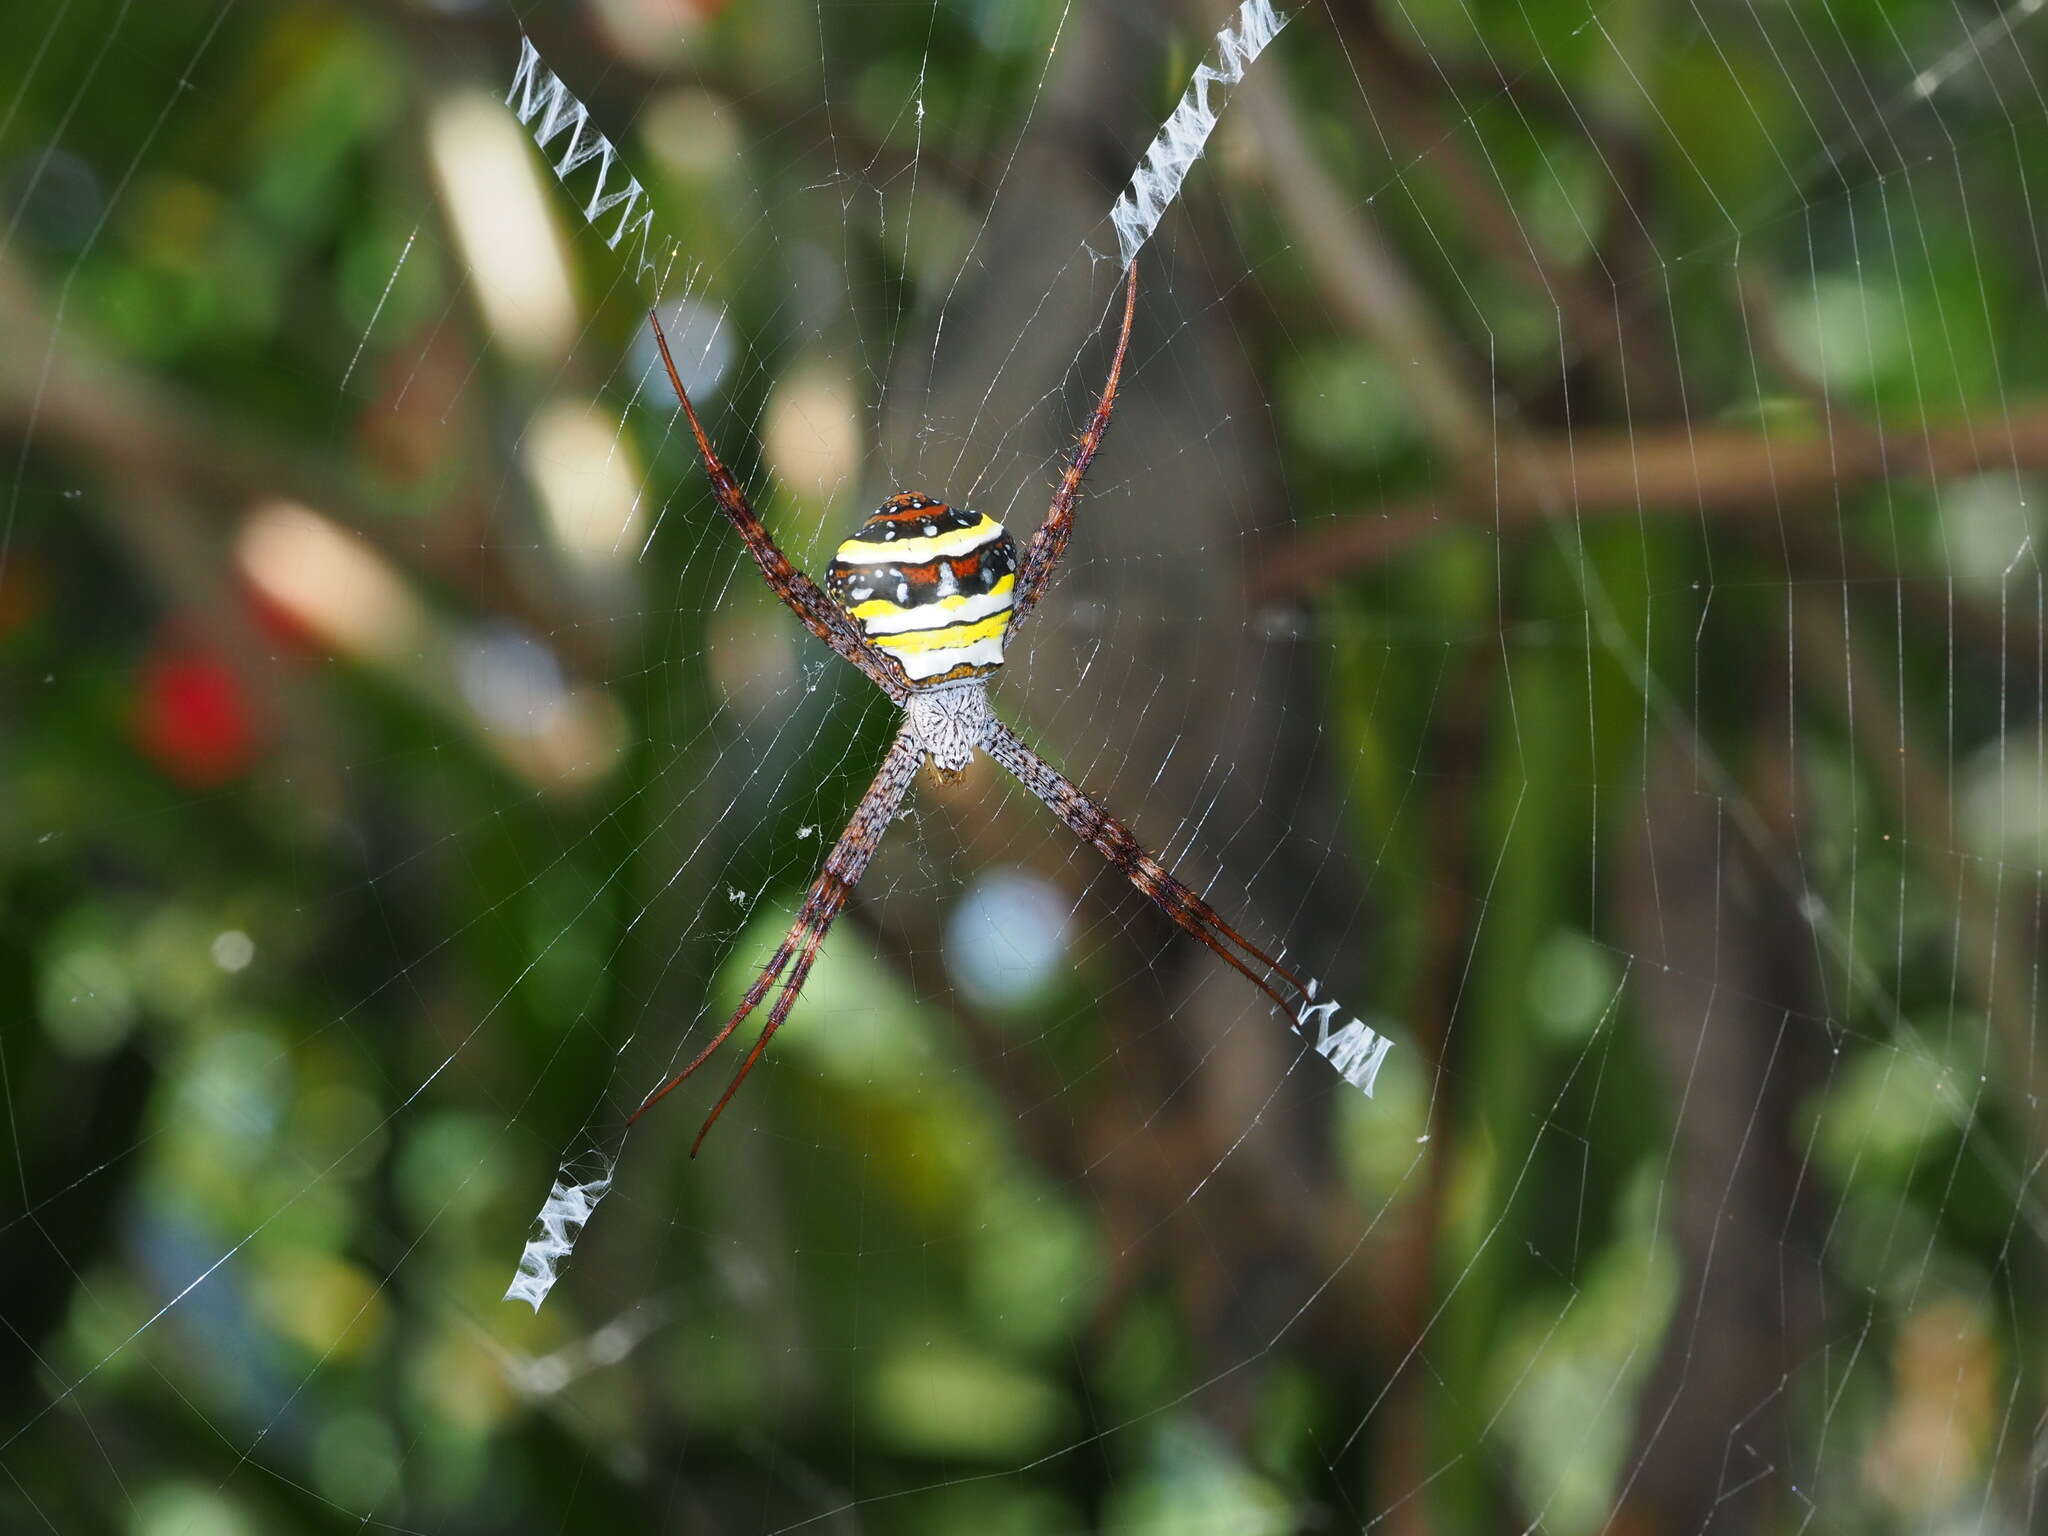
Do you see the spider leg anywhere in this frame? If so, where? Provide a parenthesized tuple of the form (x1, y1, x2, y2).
(982, 720, 1317, 1019)
(686, 918, 831, 1156)
(649, 311, 909, 703)
(1009, 261, 1139, 636)
(631, 729, 923, 1152)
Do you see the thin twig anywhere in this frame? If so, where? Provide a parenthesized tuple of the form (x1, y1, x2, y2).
(1232, 64, 1496, 466)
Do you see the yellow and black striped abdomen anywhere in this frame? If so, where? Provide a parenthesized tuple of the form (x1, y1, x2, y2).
(826, 493, 1017, 685)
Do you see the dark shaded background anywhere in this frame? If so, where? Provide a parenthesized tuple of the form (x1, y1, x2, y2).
(4, 0, 2044, 1530)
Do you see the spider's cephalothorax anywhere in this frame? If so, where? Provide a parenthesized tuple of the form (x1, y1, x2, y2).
(824, 493, 1018, 686)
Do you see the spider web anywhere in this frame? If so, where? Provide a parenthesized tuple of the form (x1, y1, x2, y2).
(3, 0, 2045, 1532)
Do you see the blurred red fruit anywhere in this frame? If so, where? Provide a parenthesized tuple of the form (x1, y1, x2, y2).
(133, 641, 263, 788)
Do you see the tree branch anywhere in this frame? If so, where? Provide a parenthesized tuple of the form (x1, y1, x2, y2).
(1249, 398, 2048, 629)
(0, 259, 614, 682)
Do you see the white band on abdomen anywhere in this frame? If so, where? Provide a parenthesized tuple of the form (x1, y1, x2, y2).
(856, 588, 1016, 636)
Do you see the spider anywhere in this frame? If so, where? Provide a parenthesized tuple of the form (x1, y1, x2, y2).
(639, 261, 1389, 1154)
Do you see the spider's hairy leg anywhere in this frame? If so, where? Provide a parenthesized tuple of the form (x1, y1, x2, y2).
(647, 310, 909, 703)
(630, 729, 922, 1153)
(982, 721, 1315, 1018)
(1010, 260, 1139, 635)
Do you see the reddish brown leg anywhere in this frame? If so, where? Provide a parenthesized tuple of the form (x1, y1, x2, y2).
(649, 311, 909, 702)
(982, 721, 1316, 1018)
(631, 729, 922, 1150)
(1010, 261, 1140, 634)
